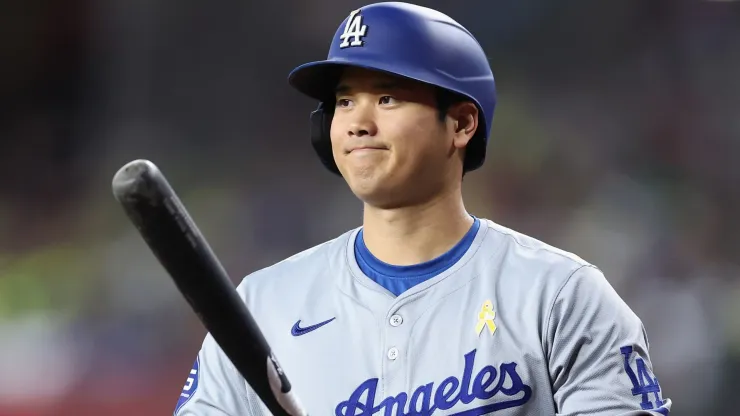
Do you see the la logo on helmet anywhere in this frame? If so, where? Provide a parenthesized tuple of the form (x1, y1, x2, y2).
(339, 9, 367, 48)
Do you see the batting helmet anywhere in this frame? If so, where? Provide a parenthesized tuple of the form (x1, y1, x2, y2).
(287, 2, 496, 175)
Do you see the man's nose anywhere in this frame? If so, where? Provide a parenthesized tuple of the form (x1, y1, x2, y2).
(348, 105, 378, 137)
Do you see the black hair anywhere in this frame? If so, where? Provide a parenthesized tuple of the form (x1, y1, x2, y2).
(435, 87, 467, 121)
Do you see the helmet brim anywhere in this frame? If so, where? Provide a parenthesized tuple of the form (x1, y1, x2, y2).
(287, 58, 439, 103)
(288, 60, 364, 103)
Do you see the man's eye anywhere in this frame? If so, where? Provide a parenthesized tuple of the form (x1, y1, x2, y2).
(336, 99, 351, 107)
(379, 96, 396, 105)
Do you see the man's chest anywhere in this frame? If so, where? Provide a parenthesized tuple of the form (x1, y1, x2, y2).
(261, 288, 553, 416)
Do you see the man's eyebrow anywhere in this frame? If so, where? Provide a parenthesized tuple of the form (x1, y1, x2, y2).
(373, 81, 405, 90)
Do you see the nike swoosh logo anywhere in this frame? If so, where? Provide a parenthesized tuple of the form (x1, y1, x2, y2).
(291, 317, 336, 336)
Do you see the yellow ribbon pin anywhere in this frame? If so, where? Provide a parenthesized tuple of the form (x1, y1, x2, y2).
(475, 300, 497, 336)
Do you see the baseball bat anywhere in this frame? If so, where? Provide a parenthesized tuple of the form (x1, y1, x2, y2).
(111, 159, 307, 416)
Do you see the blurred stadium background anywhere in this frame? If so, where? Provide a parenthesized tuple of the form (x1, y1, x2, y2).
(1, 0, 738, 414)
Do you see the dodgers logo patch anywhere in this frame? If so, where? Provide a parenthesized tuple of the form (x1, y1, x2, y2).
(620, 346, 666, 412)
(174, 356, 200, 415)
(335, 349, 532, 416)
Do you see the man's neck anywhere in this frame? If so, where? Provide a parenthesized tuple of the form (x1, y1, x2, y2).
(361, 187, 474, 266)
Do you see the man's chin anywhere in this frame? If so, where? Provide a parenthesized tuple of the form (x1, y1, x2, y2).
(350, 184, 418, 211)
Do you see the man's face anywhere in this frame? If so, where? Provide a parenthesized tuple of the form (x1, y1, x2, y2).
(330, 67, 467, 208)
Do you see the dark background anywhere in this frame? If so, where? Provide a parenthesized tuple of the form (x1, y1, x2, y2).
(0, 0, 738, 414)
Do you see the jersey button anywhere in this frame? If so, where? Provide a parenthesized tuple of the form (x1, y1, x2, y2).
(390, 314, 403, 327)
(387, 347, 399, 360)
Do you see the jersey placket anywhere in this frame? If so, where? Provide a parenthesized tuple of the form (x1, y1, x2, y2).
(380, 299, 413, 398)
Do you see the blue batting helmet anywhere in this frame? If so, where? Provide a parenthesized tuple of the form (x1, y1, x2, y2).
(287, 2, 496, 175)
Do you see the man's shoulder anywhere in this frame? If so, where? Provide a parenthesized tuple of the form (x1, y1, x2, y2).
(479, 217, 593, 275)
(477, 218, 614, 317)
(235, 227, 359, 294)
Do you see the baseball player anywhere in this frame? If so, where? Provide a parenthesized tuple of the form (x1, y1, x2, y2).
(174, 2, 672, 415)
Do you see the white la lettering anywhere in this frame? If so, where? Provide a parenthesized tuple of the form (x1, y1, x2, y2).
(339, 9, 367, 48)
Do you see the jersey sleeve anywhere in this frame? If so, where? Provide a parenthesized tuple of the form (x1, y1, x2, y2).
(545, 265, 673, 416)
(173, 332, 255, 416)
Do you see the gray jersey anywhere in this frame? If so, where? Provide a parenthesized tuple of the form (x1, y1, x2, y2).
(174, 218, 672, 415)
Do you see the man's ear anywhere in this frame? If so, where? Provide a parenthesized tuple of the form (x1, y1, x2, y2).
(450, 102, 478, 150)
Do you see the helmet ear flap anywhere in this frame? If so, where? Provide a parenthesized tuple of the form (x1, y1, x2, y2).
(310, 102, 341, 175)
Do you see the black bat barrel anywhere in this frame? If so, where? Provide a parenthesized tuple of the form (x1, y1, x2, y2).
(111, 159, 306, 416)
